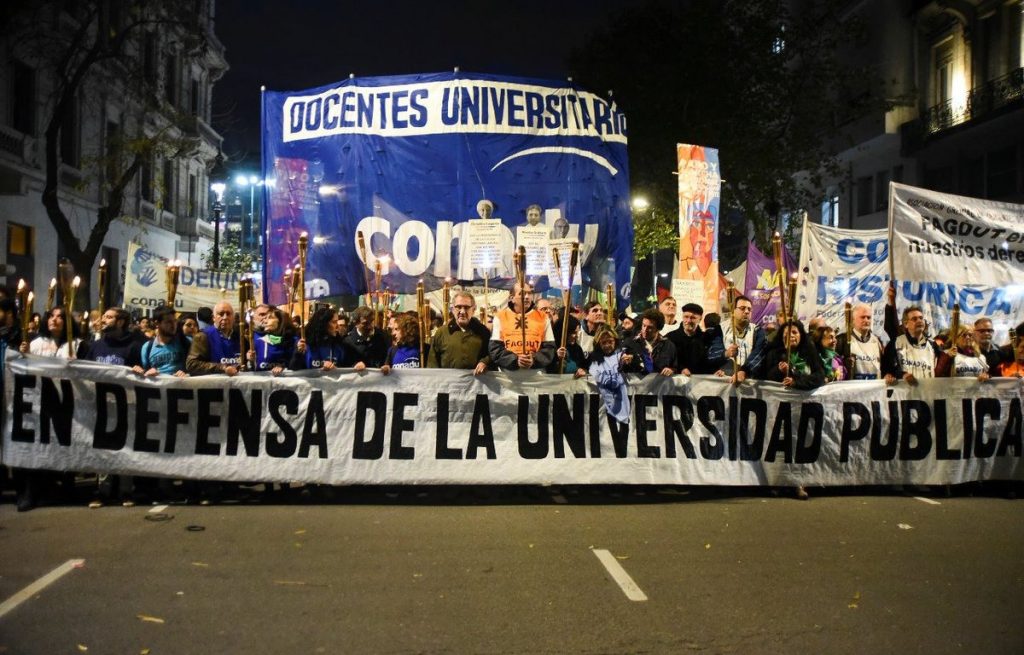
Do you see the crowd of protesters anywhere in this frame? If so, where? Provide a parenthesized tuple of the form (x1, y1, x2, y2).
(2, 280, 1021, 511)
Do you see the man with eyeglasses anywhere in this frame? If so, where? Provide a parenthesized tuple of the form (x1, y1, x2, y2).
(715, 295, 766, 382)
(427, 291, 491, 374)
(882, 304, 940, 385)
(973, 318, 1006, 370)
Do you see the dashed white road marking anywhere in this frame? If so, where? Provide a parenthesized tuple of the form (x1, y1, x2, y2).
(593, 549, 648, 601)
(913, 496, 941, 506)
(149, 504, 169, 514)
(0, 559, 85, 620)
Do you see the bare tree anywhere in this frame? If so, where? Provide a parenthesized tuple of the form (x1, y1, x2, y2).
(5, 1, 222, 297)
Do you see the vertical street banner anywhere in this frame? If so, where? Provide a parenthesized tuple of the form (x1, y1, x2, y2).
(744, 241, 796, 327)
(887, 183, 1024, 333)
(261, 72, 633, 308)
(676, 144, 721, 313)
(122, 243, 260, 313)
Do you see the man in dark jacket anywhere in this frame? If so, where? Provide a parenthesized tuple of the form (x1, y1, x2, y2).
(428, 291, 490, 374)
(624, 309, 676, 376)
(77, 307, 141, 366)
(666, 303, 716, 375)
(344, 305, 389, 368)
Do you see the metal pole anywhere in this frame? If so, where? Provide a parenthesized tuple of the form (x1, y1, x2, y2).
(248, 183, 255, 251)
(212, 202, 222, 269)
(651, 248, 656, 302)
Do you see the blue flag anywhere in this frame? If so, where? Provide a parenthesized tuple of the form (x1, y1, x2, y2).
(261, 71, 633, 307)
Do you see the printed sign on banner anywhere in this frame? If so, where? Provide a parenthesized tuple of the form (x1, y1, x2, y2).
(671, 279, 704, 310)
(516, 226, 551, 277)
(889, 182, 1024, 289)
(464, 219, 507, 276)
(123, 242, 260, 313)
(5, 357, 1023, 486)
(547, 239, 583, 290)
(262, 72, 632, 308)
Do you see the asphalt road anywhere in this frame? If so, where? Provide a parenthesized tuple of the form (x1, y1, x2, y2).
(0, 485, 1021, 654)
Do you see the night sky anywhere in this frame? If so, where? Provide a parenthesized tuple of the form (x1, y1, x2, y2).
(212, 0, 645, 165)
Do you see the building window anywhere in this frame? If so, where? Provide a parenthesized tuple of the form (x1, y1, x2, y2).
(821, 193, 839, 227)
(164, 54, 178, 107)
(987, 146, 1018, 198)
(11, 60, 36, 135)
(933, 40, 954, 106)
(856, 176, 872, 216)
(188, 172, 198, 217)
(7, 222, 32, 256)
(140, 157, 154, 202)
(60, 94, 81, 167)
(6, 222, 34, 291)
(142, 32, 158, 82)
(105, 121, 121, 189)
(874, 170, 890, 212)
(162, 159, 175, 213)
(191, 78, 201, 117)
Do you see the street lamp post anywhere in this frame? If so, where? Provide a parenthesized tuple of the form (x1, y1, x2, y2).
(235, 174, 262, 252)
(209, 152, 228, 269)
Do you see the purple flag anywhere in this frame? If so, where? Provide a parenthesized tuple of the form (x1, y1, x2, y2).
(743, 241, 797, 326)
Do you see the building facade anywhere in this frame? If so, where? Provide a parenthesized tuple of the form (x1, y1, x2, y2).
(0, 1, 228, 307)
(815, 0, 1023, 229)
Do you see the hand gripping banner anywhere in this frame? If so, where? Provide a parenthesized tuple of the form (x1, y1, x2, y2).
(261, 72, 633, 307)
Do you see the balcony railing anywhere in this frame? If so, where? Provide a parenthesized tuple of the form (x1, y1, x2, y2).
(922, 67, 1024, 135)
(902, 67, 1023, 153)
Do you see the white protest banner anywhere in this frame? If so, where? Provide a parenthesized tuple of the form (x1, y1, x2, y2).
(799, 216, 1022, 336)
(889, 181, 1024, 288)
(5, 356, 1022, 486)
(124, 242, 262, 313)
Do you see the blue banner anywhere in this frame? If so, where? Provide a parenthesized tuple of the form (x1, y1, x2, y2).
(261, 72, 633, 307)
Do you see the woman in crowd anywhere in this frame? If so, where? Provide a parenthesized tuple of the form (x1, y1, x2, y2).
(294, 306, 349, 370)
(584, 326, 634, 427)
(764, 320, 826, 390)
(249, 307, 300, 375)
(763, 320, 825, 501)
(178, 313, 199, 340)
(19, 306, 82, 358)
(381, 313, 421, 374)
(14, 306, 80, 511)
(935, 326, 990, 380)
(550, 314, 587, 376)
(811, 325, 846, 382)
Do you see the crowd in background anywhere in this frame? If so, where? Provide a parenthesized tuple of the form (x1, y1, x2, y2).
(1, 281, 1021, 510)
